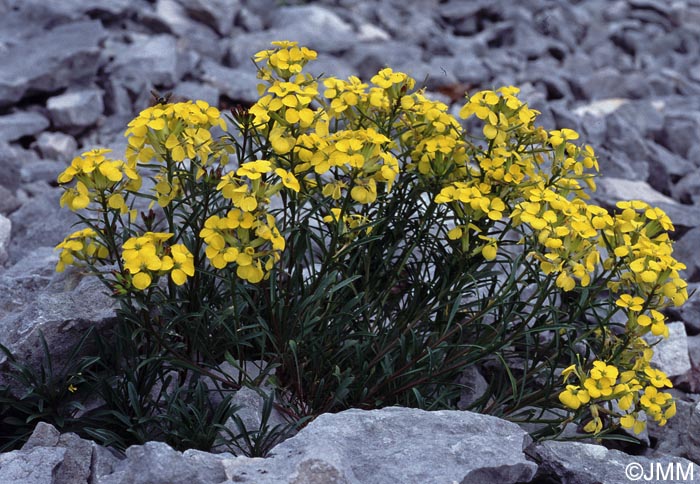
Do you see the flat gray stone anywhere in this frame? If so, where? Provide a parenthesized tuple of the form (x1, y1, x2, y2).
(153, 0, 227, 62)
(200, 59, 259, 105)
(529, 440, 699, 484)
(0, 111, 50, 143)
(0, 267, 117, 390)
(23, 421, 61, 449)
(222, 408, 537, 484)
(172, 81, 220, 106)
(104, 34, 188, 92)
(593, 178, 676, 207)
(21, 422, 123, 484)
(573, 98, 630, 117)
(687, 400, 700, 463)
(0, 446, 67, 484)
(20, 160, 67, 185)
(0, 247, 59, 320)
(672, 229, 700, 283)
(34, 132, 78, 162)
(660, 114, 700, 159)
(7, 189, 75, 264)
(47, 88, 104, 131)
(643, 322, 691, 378)
(175, 0, 239, 36)
(97, 441, 228, 484)
(0, 20, 106, 106)
(0, 185, 20, 215)
(0, 214, 9, 265)
(646, 399, 694, 459)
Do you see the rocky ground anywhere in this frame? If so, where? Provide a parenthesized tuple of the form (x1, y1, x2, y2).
(2, 0, 700, 482)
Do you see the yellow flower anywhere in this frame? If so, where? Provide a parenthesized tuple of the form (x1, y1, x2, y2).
(583, 416, 602, 434)
(620, 413, 646, 434)
(549, 128, 579, 147)
(590, 361, 618, 382)
(350, 178, 377, 204)
(237, 259, 264, 283)
(640, 385, 671, 415)
(132, 272, 152, 290)
(559, 385, 590, 410)
(275, 168, 300, 192)
(644, 367, 672, 388)
(615, 294, 644, 312)
(60, 181, 91, 210)
(237, 160, 272, 179)
(170, 245, 195, 285)
(583, 376, 613, 398)
(561, 364, 578, 381)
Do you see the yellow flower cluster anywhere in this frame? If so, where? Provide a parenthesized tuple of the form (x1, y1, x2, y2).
(57, 148, 141, 213)
(559, 355, 676, 435)
(55, 228, 109, 272)
(124, 100, 225, 166)
(246, 49, 413, 243)
(200, 208, 284, 284)
(196, 156, 292, 283)
(254, 40, 317, 81)
(121, 232, 194, 290)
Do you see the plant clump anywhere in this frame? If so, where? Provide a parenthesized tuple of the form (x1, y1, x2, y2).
(2, 41, 687, 453)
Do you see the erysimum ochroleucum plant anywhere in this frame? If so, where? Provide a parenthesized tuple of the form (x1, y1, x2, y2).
(53, 40, 687, 446)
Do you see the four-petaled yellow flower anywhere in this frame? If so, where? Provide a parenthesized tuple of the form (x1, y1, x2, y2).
(559, 385, 590, 410)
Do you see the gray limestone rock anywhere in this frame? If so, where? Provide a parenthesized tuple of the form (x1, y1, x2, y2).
(0, 213, 9, 265)
(645, 140, 695, 185)
(268, 5, 356, 52)
(97, 441, 229, 484)
(23, 421, 61, 449)
(0, 247, 59, 320)
(646, 399, 694, 459)
(18, 422, 123, 484)
(592, 146, 649, 181)
(21, 160, 67, 185)
(228, 9, 356, 68)
(0, 268, 117, 389)
(104, 34, 188, 94)
(457, 364, 489, 410)
(54, 432, 96, 484)
(47, 88, 105, 132)
(0, 111, 50, 144)
(660, 114, 700, 159)
(684, 400, 700, 465)
(34, 132, 78, 162)
(222, 407, 538, 484)
(0, 185, 21, 216)
(673, 168, 700, 205)
(688, 332, 700, 365)
(346, 41, 424, 85)
(581, 67, 652, 100)
(593, 178, 675, 207)
(0, 143, 38, 191)
(153, 0, 227, 62)
(7, 189, 75, 264)
(674, 286, 700, 334)
(643, 322, 692, 378)
(0, 446, 67, 484)
(172, 81, 220, 106)
(529, 440, 699, 484)
(175, 0, 239, 36)
(672, 228, 700, 283)
(200, 59, 260, 105)
(0, 20, 107, 106)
